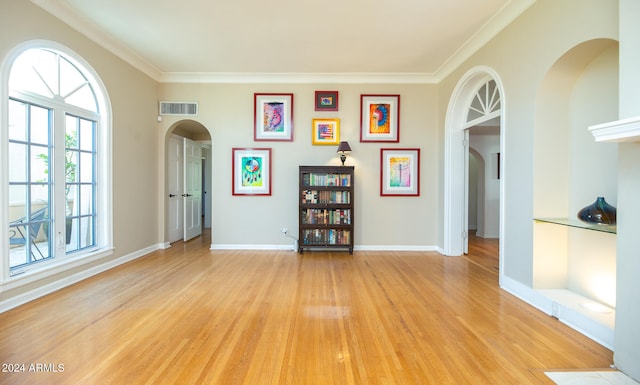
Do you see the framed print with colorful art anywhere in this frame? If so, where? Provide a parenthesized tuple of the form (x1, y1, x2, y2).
(312, 118, 340, 145)
(232, 148, 272, 196)
(315, 90, 339, 111)
(380, 148, 420, 196)
(360, 94, 400, 142)
(254, 93, 293, 141)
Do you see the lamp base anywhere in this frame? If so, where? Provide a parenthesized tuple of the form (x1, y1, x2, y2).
(339, 154, 346, 165)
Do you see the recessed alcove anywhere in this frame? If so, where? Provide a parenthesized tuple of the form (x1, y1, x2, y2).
(533, 38, 619, 347)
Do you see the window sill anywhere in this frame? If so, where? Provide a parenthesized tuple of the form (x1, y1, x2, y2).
(2, 247, 114, 292)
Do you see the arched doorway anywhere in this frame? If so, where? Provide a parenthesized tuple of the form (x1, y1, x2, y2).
(164, 119, 212, 244)
(444, 66, 504, 278)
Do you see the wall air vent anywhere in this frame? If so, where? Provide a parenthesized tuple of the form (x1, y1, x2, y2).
(159, 101, 198, 116)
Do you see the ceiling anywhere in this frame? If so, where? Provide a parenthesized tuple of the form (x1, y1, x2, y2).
(32, 0, 534, 83)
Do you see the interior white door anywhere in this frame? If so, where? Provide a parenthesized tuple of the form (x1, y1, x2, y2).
(183, 138, 202, 241)
(167, 135, 184, 243)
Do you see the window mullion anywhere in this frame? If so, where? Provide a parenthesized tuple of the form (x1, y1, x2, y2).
(52, 109, 66, 255)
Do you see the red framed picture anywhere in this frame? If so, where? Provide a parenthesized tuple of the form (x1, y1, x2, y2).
(380, 148, 420, 196)
(361, 94, 400, 142)
(315, 90, 339, 111)
(232, 148, 272, 195)
(254, 93, 293, 141)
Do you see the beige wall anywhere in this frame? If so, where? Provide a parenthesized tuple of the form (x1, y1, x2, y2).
(158, 83, 440, 248)
(3, 0, 640, 379)
(1, 0, 159, 300)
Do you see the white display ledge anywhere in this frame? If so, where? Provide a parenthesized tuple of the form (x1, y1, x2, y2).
(538, 289, 615, 349)
(589, 116, 640, 142)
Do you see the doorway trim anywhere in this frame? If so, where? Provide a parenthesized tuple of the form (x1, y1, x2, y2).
(163, 120, 212, 248)
(443, 66, 505, 281)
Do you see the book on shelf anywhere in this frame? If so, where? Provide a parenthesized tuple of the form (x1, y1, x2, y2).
(301, 229, 351, 245)
(302, 208, 351, 225)
(301, 190, 350, 204)
(303, 173, 351, 187)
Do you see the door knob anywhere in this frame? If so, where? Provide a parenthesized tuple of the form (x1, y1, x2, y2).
(169, 194, 176, 197)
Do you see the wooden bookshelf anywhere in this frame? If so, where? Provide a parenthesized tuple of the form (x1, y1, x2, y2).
(299, 166, 354, 253)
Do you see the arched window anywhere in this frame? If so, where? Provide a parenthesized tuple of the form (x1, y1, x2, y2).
(466, 79, 501, 128)
(4, 43, 111, 277)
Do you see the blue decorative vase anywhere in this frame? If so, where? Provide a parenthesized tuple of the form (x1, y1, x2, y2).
(577, 197, 616, 225)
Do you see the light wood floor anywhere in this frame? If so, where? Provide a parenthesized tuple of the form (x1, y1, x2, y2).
(0, 233, 613, 385)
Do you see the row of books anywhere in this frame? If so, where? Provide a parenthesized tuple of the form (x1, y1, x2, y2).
(303, 173, 351, 187)
(302, 209, 351, 225)
(301, 229, 351, 245)
(301, 190, 350, 204)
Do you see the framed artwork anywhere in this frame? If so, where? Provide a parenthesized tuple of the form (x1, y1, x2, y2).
(232, 148, 272, 196)
(360, 94, 400, 142)
(254, 93, 294, 141)
(312, 118, 340, 145)
(380, 148, 420, 196)
(315, 90, 339, 111)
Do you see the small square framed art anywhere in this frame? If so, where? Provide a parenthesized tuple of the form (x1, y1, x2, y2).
(315, 90, 339, 111)
(312, 118, 340, 145)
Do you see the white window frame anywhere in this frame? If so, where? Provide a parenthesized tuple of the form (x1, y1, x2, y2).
(1, 40, 113, 292)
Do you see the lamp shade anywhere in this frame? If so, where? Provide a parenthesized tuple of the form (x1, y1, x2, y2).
(337, 141, 352, 153)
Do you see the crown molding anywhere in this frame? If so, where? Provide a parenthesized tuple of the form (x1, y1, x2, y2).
(31, 0, 535, 85)
(158, 72, 439, 84)
(434, 0, 536, 82)
(30, 0, 163, 81)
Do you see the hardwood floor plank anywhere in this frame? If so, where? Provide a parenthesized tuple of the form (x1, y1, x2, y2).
(0, 234, 612, 384)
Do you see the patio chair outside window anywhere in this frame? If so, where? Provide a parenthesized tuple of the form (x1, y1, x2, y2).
(9, 207, 47, 261)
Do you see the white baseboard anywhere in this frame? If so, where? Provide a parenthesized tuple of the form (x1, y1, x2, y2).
(355, 245, 439, 251)
(0, 243, 162, 313)
(500, 276, 614, 349)
(210, 244, 293, 251)
(209, 244, 440, 252)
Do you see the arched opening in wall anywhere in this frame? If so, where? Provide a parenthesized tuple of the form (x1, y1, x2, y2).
(532, 39, 618, 331)
(444, 67, 503, 277)
(165, 119, 212, 244)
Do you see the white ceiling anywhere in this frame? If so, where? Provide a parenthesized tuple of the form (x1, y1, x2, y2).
(32, 0, 534, 83)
